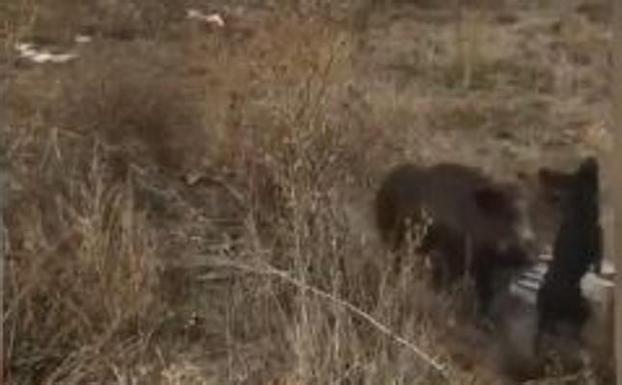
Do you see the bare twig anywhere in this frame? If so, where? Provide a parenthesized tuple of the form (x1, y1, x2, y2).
(204, 256, 451, 380)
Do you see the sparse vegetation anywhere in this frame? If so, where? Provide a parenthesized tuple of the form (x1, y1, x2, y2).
(2, 0, 614, 384)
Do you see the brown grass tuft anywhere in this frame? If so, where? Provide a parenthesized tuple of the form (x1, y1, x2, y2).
(5, 137, 162, 384)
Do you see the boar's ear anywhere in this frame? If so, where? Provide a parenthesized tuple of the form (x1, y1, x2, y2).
(473, 186, 510, 214)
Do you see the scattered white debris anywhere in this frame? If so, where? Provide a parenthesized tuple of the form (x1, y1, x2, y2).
(582, 272, 615, 305)
(510, 262, 547, 304)
(15, 42, 78, 64)
(206, 13, 225, 28)
(34, 52, 78, 64)
(537, 252, 553, 262)
(600, 259, 616, 277)
(184, 171, 204, 186)
(583, 121, 613, 153)
(15, 43, 34, 53)
(186, 8, 225, 28)
(75, 34, 92, 44)
(510, 259, 615, 307)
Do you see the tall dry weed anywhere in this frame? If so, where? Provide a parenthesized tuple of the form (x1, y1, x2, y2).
(4, 125, 163, 383)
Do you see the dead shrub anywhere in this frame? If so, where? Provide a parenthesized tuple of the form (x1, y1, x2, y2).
(4, 132, 163, 383)
(49, 43, 207, 173)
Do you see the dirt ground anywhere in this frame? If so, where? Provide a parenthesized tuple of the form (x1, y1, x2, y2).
(1, 0, 615, 384)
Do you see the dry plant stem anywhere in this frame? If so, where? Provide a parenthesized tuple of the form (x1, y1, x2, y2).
(523, 372, 582, 385)
(0, 149, 6, 385)
(614, 0, 622, 384)
(206, 255, 450, 380)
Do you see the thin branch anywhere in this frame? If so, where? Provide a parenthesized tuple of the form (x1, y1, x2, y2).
(204, 256, 451, 380)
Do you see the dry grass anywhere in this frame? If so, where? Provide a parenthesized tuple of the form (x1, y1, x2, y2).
(1, 0, 184, 45)
(4, 134, 163, 384)
(2, 0, 614, 384)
